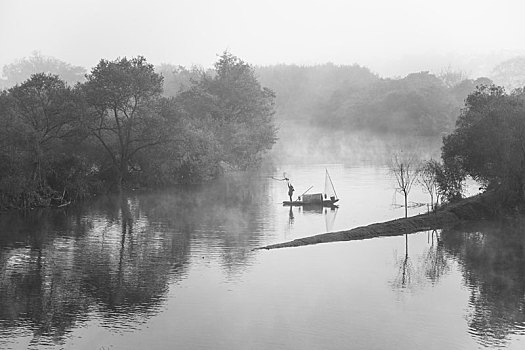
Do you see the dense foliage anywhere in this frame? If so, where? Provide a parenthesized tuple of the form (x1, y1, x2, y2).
(0, 53, 277, 209)
(176, 52, 277, 170)
(441, 85, 525, 205)
(81, 56, 167, 190)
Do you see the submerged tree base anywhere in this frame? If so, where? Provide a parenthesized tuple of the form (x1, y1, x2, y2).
(257, 193, 498, 250)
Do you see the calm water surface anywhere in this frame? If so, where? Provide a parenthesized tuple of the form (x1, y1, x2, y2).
(1, 164, 524, 349)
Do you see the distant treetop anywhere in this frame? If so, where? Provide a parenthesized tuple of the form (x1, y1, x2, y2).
(1, 51, 86, 89)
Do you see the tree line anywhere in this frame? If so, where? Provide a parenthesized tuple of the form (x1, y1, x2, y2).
(2, 53, 505, 142)
(0, 52, 277, 209)
(390, 83, 525, 214)
(156, 62, 496, 138)
(4, 53, 523, 141)
(3, 52, 523, 212)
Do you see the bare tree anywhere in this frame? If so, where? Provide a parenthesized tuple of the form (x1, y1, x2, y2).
(419, 159, 442, 211)
(438, 65, 468, 88)
(389, 152, 420, 218)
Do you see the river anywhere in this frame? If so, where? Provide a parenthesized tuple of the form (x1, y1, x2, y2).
(1, 164, 524, 349)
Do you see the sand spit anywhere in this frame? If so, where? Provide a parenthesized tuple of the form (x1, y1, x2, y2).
(257, 193, 495, 250)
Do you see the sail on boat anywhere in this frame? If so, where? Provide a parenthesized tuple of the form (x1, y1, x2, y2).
(283, 169, 339, 207)
(324, 168, 338, 203)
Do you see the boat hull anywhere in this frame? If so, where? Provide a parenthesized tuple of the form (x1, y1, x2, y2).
(282, 199, 339, 207)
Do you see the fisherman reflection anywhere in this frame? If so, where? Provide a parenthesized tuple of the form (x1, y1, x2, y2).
(288, 205, 294, 224)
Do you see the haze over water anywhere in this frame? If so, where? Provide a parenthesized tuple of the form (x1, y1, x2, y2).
(2, 0, 525, 348)
(1, 163, 524, 349)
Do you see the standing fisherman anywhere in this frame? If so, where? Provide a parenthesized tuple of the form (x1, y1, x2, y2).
(287, 180, 295, 202)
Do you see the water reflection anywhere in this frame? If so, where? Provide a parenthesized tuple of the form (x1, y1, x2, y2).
(440, 220, 525, 348)
(0, 203, 185, 347)
(423, 230, 449, 284)
(2, 167, 525, 349)
(390, 220, 525, 347)
(392, 234, 414, 289)
(0, 172, 272, 347)
(287, 206, 338, 230)
(394, 230, 450, 289)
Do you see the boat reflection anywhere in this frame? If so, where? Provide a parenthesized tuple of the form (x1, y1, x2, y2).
(287, 204, 338, 233)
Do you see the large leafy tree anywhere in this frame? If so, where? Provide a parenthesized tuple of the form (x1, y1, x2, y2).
(8, 73, 76, 157)
(132, 96, 221, 185)
(7, 74, 77, 177)
(214, 52, 277, 168)
(0, 73, 82, 206)
(441, 85, 525, 204)
(81, 56, 166, 189)
(178, 52, 277, 170)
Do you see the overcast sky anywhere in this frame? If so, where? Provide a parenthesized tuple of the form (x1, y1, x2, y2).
(1, 0, 524, 77)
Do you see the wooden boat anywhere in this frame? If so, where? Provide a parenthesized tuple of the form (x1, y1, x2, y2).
(283, 169, 339, 207)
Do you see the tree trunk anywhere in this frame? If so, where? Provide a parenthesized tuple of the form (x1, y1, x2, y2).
(116, 161, 127, 193)
(116, 172, 123, 192)
(404, 192, 408, 218)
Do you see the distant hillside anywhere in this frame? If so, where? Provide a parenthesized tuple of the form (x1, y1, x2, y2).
(254, 64, 491, 137)
(490, 56, 525, 91)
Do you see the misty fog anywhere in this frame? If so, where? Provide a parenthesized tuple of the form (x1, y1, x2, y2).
(2, 1, 525, 349)
(4, 52, 524, 167)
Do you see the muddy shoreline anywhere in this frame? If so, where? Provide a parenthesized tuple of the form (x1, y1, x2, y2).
(257, 193, 496, 250)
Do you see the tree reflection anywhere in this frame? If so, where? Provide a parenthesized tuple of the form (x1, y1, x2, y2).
(440, 220, 525, 347)
(392, 234, 413, 289)
(0, 193, 191, 345)
(0, 171, 272, 345)
(137, 172, 272, 274)
(392, 230, 450, 291)
(76, 193, 190, 318)
(423, 230, 449, 284)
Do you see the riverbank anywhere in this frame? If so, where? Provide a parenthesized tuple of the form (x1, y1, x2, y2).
(257, 192, 497, 250)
